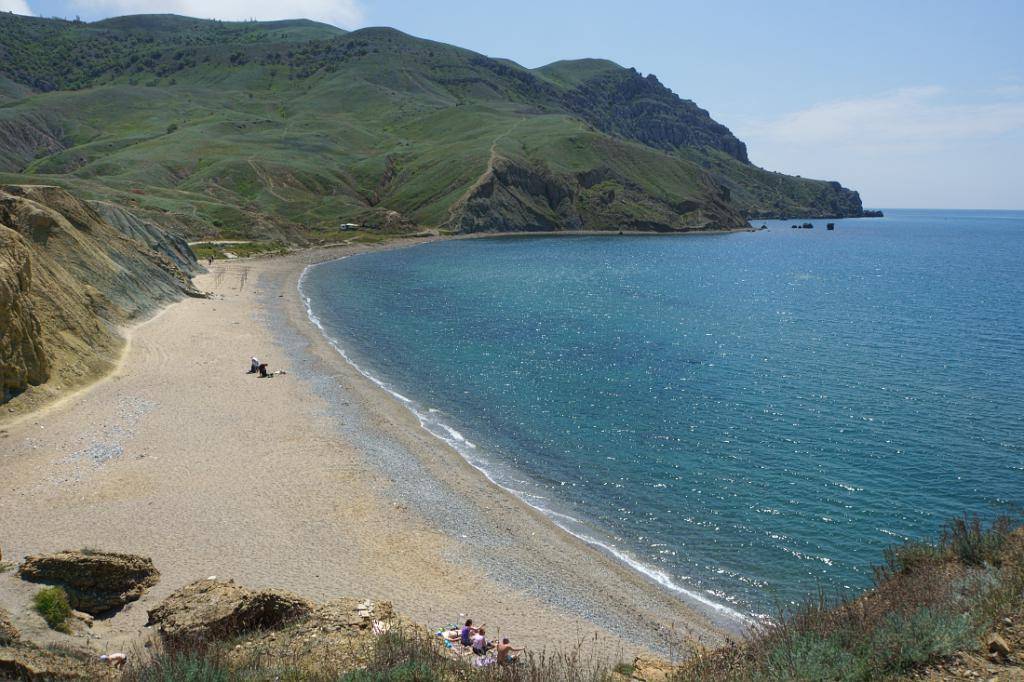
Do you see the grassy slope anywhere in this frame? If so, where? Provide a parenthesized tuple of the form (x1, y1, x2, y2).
(0, 14, 863, 239)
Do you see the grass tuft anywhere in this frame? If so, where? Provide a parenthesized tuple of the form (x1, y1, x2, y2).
(33, 586, 72, 633)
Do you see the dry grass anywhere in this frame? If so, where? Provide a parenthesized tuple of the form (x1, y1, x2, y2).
(120, 516, 1024, 681)
(672, 515, 1023, 681)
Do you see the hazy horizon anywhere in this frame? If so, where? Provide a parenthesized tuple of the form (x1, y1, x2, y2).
(3, 0, 1021, 211)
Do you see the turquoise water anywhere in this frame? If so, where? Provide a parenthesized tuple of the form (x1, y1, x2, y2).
(301, 210, 1024, 618)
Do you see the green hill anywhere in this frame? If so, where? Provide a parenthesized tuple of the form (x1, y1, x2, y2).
(0, 13, 865, 240)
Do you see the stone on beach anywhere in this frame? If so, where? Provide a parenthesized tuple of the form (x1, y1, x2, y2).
(146, 579, 313, 643)
(0, 641, 115, 681)
(986, 632, 1012, 658)
(0, 606, 19, 644)
(17, 550, 159, 615)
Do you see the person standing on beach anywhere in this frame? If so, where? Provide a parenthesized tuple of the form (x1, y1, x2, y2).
(249, 357, 259, 374)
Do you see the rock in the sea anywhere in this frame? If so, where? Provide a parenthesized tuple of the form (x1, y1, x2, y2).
(147, 579, 312, 643)
(0, 225, 49, 402)
(0, 606, 19, 644)
(17, 550, 159, 615)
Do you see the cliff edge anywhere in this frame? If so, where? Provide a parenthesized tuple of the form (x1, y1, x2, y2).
(0, 185, 199, 411)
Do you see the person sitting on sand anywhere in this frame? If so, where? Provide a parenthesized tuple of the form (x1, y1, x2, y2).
(258, 362, 269, 378)
(460, 619, 483, 647)
(471, 627, 492, 656)
(249, 356, 259, 374)
(496, 638, 525, 665)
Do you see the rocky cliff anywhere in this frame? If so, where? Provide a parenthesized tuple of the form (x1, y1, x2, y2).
(454, 158, 745, 233)
(0, 185, 199, 409)
(562, 68, 750, 163)
(0, 226, 48, 403)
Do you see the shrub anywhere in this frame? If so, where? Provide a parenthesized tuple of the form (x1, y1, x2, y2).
(33, 586, 71, 633)
(121, 641, 237, 682)
(673, 515, 1023, 682)
(942, 514, 1012, 566)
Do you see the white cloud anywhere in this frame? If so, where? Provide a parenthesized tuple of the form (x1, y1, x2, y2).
(736, 87, 1024, 209)
(0, 0, 33, 15)
(68, 0, 364, 28)
(741, 86, 1024, 154)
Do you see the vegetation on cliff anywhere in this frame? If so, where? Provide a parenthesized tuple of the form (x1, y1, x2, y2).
(3, 516, 1013, 680)
(0, 13, 866, 241)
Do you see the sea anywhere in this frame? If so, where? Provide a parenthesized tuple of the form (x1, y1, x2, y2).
(299, 209, 1024, 619)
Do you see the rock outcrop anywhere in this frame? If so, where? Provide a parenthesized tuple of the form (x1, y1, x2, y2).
(562, 67, 749, 162)
(0, 185, 199, 407)
(90, 200, 200, 276)
(147, 579, 400, 674)
(147, 579, 313, 643)
(0, 642, 115, 680)
(453, 158, 747, 233)
(0, 226, 48, 401)
(18, 550, 160, 615)
(0, 607, 19, 645)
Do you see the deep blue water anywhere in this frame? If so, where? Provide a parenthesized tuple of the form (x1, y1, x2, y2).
(300, 210, 1024, 618)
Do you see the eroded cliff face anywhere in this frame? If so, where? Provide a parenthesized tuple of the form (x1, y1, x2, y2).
(452, 158, 748, 233)
(0, 226, 48, 402)
(563, 69, 750, 163)
(0, 185, 199, 409)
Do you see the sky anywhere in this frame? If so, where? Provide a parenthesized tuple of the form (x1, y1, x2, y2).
(2, 0, 1022, 209)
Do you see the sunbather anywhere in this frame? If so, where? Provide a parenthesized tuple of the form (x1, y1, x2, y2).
(496, 637, 525, 665)
(460, 618, 483, 647)
(471, 627, 492, 656)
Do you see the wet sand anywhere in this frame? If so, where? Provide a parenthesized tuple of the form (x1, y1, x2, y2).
(0, 241, 736, 659)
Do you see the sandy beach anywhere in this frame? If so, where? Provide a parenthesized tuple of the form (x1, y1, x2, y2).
(0, 240, 735, 660)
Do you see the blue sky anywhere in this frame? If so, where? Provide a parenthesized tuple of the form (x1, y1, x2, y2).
(3, 0, 1022, 209)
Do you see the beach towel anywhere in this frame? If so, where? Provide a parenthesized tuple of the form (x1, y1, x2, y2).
(472, 655, 497, 668)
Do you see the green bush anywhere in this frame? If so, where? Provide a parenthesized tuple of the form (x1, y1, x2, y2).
(761, 633, 869, 681)
(942, 514, 1012, 566)
(674, 515, 1023, 682)
(32, 586, 71, 633)
(867, 607, 978, 674)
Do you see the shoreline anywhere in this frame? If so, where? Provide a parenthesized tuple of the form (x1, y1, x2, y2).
(271, 242, 749, 641)
(0, 235, 739, 661)
(297, 242, 754, 628)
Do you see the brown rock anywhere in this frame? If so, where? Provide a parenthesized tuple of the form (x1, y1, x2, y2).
(0, 185, 199, 409)
(0, 606, 19, 644)
(147, 579, 312, 643)
(0, 641, 115, 680)
(987, 633, 1011, 658)
(0, 225, 49, 401)
(630, 656, 676, 681)
(18, 550, 159, 615)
